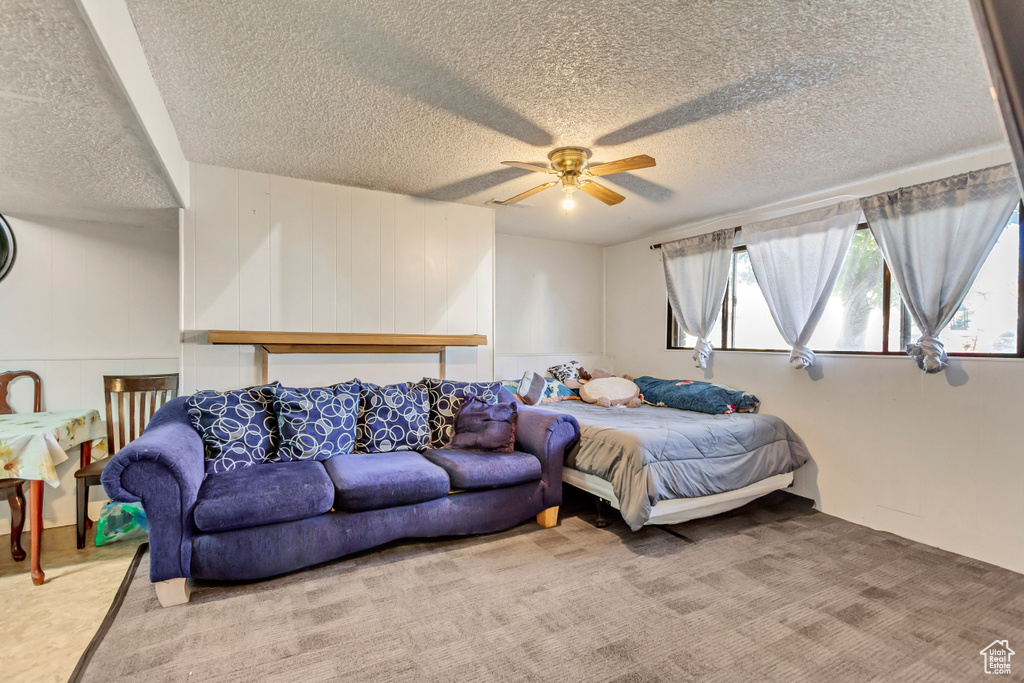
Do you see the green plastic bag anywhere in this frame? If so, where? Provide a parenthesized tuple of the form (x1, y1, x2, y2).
(95, 501, 148, 546)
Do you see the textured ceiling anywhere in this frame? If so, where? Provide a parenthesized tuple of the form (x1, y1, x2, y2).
(0, 0, 178, 229)
(126, 0, 1006, 245)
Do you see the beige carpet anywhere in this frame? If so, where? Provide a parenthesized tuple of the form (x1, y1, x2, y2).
(78, 493, 1024, 682)
(0, 524, 141, 683)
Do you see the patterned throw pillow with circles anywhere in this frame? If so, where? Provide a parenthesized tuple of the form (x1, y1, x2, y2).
(423, 378, 503, 448)
(272, 382, 360, 462)
(186, 383, 280, 474)
(355, 382, 431, 453)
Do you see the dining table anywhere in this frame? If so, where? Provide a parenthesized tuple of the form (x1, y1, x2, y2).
(0, 409, 105, 584)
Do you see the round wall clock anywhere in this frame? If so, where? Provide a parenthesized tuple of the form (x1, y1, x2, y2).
(0, 214, 15, 283)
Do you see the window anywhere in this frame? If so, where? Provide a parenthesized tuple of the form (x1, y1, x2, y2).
(668, 204, 1024, 357)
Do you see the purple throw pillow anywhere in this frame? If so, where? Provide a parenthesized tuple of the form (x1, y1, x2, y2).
(448, 396, 517, 452)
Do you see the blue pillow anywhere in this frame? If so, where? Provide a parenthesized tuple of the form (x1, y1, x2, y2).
(423, 378, 503, 448)
(499, 377, 580, 404)
(633, 376, 760, 415)
(186, 383, 280, 474)
(273, 382, 359, 461)
(356, 382, 430, 453)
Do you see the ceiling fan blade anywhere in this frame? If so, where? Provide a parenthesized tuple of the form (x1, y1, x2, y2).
(587, 154, 656, 176)
(580, 181, 626, 205)
(500, 161, 556, 174)
(495, 181, 558, 205)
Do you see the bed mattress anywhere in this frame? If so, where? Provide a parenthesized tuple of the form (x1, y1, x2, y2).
(538, 401, 810, 530)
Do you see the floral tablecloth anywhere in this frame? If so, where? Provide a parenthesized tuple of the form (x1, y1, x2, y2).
(0, 410, 106, 487)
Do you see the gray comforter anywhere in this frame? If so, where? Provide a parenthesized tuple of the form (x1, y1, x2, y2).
(540, 402, 810, 530)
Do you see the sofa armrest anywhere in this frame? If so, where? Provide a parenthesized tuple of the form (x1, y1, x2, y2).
(101, 396, 205, 582)
(515, 405, 580, 508)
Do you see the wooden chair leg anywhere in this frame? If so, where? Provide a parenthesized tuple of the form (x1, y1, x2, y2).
(76, 478, 88, 550)
(7, 483, 26, 561)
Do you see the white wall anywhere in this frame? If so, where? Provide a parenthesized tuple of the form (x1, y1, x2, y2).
(494, 233, 610, 380)
(604, 146, 1024, 573)
(0, 214, 178, 533)
(182, 164, 495, 391)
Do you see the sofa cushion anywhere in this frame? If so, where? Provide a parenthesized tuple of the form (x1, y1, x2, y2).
(355, 382, 431, 453)
(323, 452, 450, 512)
(193, 461, 334, 533)
(423, 378, 503, 447)
(273, 382, 359, 462)
(422, 449, 541, 491)
(186, 383, 280, 474)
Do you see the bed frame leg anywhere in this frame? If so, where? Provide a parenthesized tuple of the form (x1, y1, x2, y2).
(595, 498, 611, 528)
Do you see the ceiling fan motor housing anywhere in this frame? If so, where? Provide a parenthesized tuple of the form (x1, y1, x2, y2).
(548, 147, 592, 192)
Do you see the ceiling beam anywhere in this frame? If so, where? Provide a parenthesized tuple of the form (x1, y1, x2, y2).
(74, 0, 190, 208)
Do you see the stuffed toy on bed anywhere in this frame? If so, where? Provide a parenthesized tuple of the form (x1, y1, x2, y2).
(579, 376, 643, 408)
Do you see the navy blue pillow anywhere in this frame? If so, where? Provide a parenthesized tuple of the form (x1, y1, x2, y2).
(450, 397, 518, 452)
(633, 376, 760, 415)
(356, 382, 430, 453)
(273, 382, 359, 462)
(186, 383, 280, 474)
(423, 378, 503, 448)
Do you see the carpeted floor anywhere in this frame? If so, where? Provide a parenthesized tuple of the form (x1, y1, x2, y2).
(77, 492, 1024, 682)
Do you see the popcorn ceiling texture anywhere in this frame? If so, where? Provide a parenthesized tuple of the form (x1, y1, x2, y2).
(120, 0, 1005, 245)
(0, 0, 178, 229)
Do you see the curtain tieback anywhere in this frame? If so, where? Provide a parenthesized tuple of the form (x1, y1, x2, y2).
(907, 334, 947, 374)
(789, 345, 815, 369)
(692, 338, 715, 369)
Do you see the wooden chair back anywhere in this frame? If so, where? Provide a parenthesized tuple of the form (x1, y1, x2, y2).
(0, 370, 42, 415)
(104, 374, 179, 453)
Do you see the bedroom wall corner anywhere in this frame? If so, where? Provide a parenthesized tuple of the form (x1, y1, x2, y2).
(493, 232, 610, 380)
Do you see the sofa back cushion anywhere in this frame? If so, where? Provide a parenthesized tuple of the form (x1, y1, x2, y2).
(448, 396, 517, 452)
(423, 378, 503, 448)
(355, 382, 430, 453)
(273, 382, 359, 461)
(186, 383, 279, 474)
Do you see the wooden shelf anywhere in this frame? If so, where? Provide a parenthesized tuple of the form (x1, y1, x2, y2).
(207, 330, 487, 347)
(205, 330, 488, 382)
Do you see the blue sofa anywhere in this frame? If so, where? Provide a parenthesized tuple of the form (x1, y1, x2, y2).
(101, 395, 579, 606)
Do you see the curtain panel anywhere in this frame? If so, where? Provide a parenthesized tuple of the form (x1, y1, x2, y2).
(661, 229, 735, 368)
(743, 200, 863, 368)
(861, 164, 1020, 373)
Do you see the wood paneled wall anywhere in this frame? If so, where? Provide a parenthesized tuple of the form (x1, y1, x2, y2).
(182, 164, 495, 391)
(0, 214, 179, 532)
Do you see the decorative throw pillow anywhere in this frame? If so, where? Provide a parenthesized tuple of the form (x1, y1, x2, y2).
(356, 382, 430, 453)
(186, 383, 279, 474)
(423, 378, 503, 448)
(547, 360, 583, 383)
(499, 377, 580, 404)
(449, 396, 517, 452)
(273, 382, 359, 461)
(633, 376, 760, 415)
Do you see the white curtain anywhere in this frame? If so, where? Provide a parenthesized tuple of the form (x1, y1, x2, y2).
(861, 164, 1020, 373)
(661, 229, 734, 368)
(743, 200, 863, 368)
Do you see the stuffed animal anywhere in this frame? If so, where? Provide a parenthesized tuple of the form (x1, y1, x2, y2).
(579, 376, 642, 408)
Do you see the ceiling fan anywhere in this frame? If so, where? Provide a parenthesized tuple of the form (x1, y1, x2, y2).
(495, 147, 656, 210)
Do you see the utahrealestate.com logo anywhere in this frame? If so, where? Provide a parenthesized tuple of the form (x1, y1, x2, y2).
(980, 640, 1014, 675)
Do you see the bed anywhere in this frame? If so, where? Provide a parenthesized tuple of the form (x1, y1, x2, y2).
(536, 401, 810, 530)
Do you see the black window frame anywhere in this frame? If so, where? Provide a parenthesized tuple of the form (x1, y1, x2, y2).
(667, 202, 1024, 358)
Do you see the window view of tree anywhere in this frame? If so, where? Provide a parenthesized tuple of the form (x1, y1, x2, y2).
(669, 205, 1022, 357)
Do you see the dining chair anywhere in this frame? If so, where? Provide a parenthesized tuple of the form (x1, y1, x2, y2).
(0, 370, 42, 562)
(75, 374, 179, 549)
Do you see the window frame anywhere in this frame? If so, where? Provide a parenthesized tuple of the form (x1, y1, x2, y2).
(666, 202, 1024, 358)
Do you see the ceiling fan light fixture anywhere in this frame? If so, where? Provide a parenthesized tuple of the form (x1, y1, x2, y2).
(562, 195, 575, 211)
